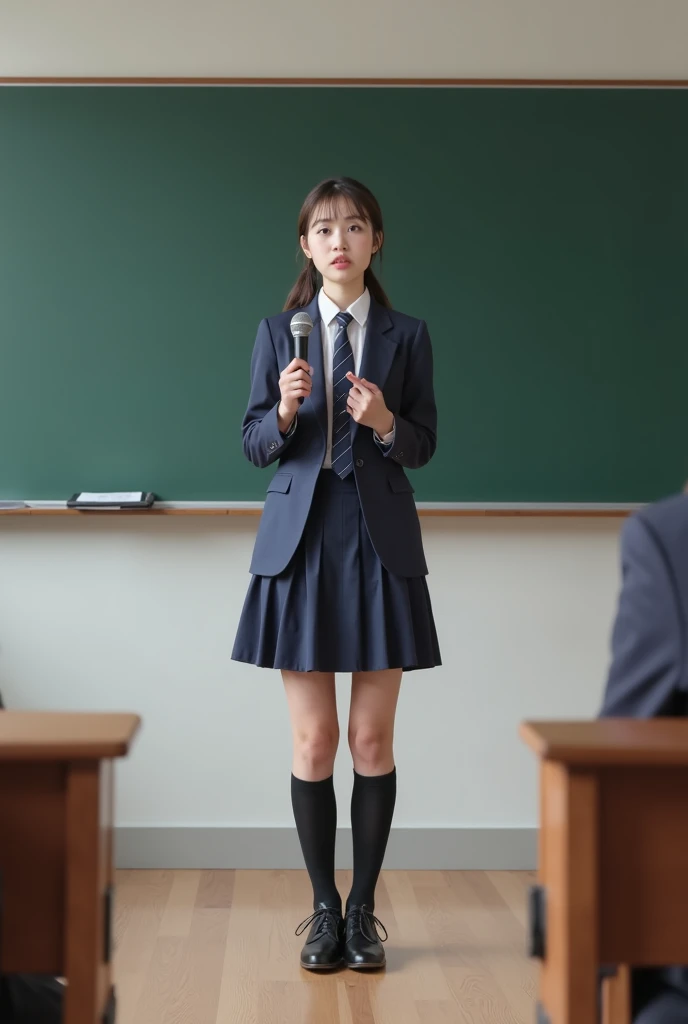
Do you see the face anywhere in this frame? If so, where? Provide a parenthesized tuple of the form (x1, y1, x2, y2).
(300, 198, 380, 292)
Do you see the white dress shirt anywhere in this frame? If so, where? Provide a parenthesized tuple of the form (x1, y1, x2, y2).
(318, 288, 395, 469)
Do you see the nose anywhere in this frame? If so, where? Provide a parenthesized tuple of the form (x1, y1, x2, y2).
(331, 230, 348, 250)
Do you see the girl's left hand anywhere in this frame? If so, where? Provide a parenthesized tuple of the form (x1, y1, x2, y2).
(346, 373, 394, 437)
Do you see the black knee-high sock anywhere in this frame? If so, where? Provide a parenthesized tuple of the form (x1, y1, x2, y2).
(291, 774, 341, 912)
(347, 768, 397, 913)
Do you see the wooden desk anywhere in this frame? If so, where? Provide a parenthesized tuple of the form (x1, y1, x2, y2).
(521, 719, 688, 1024)
(0, 712, 140, 1024)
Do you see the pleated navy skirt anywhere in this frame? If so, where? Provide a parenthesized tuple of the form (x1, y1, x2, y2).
(232, 469, 441, 673)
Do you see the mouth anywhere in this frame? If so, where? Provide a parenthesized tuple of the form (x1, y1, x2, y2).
(331, 258, 352, 268)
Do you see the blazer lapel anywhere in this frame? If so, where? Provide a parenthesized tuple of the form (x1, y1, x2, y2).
(352, 299, 398, 443)
(303, 295, 328, 438)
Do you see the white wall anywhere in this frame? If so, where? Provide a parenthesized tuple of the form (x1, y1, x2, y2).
(0, 0, 687, 80)
(0, 515, 620, 829)
(1, 0, 682, 842)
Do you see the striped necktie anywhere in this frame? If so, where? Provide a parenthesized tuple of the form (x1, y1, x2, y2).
(331, 311, 355, 479)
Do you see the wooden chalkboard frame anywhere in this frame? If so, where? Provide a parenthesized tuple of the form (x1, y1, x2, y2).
(0, 505, 632, 517)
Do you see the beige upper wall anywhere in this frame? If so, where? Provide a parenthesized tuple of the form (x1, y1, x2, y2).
(0, 0, 686, 79)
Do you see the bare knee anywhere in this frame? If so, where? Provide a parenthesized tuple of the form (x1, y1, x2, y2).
(294, 724, 339, 779)
(348, 725, 393, 774)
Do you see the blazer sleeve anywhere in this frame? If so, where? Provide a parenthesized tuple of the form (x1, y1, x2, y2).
(383, 320, 437, 470)
(241, 318, 298, 469)
(600, 513, 684, 717)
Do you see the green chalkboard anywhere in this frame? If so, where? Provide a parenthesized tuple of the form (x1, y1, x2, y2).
(1, 85, 687, 502)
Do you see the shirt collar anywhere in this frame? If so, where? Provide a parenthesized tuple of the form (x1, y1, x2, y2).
(318, 287, 370, 329)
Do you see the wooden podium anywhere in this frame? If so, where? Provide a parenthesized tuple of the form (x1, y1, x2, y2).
(521, 719, 688, 1024)
(0, 712, 141, 1024)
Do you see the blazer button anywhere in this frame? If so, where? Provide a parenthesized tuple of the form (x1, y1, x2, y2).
(355, 458, 364, 468)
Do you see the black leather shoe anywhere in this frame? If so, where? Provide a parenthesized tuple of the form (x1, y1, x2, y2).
(296, 904, 344, 970)
(344, 905, 388, 969)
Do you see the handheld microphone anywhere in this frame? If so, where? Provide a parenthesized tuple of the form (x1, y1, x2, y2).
(289, 312, 314, 404)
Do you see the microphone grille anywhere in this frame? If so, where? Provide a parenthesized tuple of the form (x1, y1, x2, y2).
(290, 312, 314, 338)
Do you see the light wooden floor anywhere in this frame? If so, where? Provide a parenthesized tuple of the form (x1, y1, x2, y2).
(114, 868, 538, 1024)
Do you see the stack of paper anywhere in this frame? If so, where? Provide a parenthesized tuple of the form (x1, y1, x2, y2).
(76, 492, 144, 504)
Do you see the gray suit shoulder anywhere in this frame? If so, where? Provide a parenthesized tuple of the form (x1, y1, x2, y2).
(626, 495, 688, 593)
(634, 493, 688, 543)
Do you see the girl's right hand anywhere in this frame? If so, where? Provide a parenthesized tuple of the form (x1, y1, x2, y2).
(278, 358, 313, 419)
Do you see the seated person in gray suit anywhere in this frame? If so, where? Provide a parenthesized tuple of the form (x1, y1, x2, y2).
(601, 488, 688, 1024)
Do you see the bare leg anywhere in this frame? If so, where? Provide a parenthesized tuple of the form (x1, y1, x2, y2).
(282, 671, 339, 781)
(348, 669, 402, 776)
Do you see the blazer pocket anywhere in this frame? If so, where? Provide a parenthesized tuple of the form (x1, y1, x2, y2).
(388, 475, 415, 494)
(267, 473, 293, 494)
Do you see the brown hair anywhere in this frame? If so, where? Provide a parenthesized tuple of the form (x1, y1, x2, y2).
(283, 177, 392, 311)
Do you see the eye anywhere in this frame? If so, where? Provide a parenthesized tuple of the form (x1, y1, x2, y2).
(348, 224, 363, 232)
(317, 227, 330, 235)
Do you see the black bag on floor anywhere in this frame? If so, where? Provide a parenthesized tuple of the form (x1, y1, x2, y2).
(0, 974, 64, 1023)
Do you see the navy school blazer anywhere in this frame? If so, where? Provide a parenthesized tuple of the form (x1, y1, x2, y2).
(241, 294, 437, 578)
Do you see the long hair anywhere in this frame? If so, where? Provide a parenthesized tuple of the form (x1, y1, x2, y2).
(284, 177, 392, 311)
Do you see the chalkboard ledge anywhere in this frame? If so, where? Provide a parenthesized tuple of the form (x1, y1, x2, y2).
(0, 501, 639, 518)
